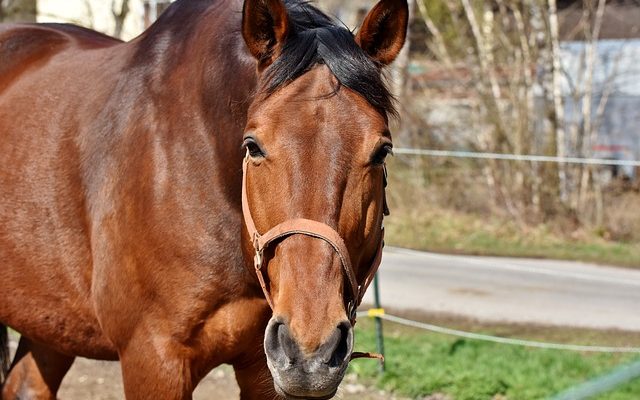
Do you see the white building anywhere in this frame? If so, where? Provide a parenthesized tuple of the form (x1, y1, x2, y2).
(37, 0, 172, 40)
(34, 0, 362, 41)
(560, 40, 640, 177)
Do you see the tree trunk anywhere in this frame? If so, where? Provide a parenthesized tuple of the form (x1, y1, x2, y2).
(112, 0, 130, 39)
(392, 0, 415, 147)
(548, 0, 569, 205)
(577, 0, 606, 216)
(0, 0, 37, 23)
(415, 0, 452, 66)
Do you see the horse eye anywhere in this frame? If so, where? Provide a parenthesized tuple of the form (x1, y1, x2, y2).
(243, 137, 265, 158)
(372, 145, 392, 165)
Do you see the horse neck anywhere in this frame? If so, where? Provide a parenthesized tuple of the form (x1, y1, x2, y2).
(104, 1, 259, 278)
(130, 0, 257, 138)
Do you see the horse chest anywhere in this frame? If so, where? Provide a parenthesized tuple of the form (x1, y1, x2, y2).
(183, 297, 271, 368)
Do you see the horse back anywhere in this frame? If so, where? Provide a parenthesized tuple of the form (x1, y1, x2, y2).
(0, 23, 120, 91)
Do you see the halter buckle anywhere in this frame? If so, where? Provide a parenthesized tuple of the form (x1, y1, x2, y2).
(254, 249, 264, 271)
(347, 300, 357, 324)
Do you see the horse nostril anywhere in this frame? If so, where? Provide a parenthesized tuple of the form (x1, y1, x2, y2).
(265, 320, 301, 368)
(265, 319, 353, 372)
(277, 322, 299, 361)
(325, 321, 353, 368)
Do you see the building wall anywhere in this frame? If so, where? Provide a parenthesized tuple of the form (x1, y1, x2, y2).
(35, 0, 370, 41)
(560, 40, 640, 174)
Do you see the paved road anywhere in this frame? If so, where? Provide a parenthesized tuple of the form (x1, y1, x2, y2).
(362, 248, 640, 331)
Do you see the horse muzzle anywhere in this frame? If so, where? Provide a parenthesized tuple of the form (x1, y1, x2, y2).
(264, 318, 353, 399)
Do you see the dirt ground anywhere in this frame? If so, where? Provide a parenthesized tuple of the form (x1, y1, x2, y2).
(8, 337, 405, 400)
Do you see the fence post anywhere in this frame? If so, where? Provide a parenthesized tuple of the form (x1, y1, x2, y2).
(373, 273, 385, 373)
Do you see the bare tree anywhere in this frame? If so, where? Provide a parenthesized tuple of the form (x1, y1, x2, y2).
(575, 0, 606, 218)
(112, 0, 130, 39)
(405, 0, 633, 231)
(393, 0, 416, 147)
(548, 0, 569, 204)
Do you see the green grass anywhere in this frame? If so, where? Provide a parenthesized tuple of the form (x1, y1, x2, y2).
(385, 207, 640, 268)
(349, 318, 640, 399)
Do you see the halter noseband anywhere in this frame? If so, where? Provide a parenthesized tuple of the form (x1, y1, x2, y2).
(241, 153, 387, 325)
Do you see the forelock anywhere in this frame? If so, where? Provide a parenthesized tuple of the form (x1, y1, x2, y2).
(260, 0, 397, 118)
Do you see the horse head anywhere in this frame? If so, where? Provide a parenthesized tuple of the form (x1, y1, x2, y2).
(241, 0, 408, 398)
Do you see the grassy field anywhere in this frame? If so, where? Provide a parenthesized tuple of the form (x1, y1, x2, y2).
(385, 207, 640, 268)
(385, 158, 640, 268)
(349, 316, 640, 400)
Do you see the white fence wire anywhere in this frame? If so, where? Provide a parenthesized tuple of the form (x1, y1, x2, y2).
(357, 311, 640, 354)
(370, 147, 640, 397)
(393, 148, 640, 167)
(551, 360, 640, 400)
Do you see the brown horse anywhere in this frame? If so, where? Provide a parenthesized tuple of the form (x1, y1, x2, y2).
(0, 0, 407, 398)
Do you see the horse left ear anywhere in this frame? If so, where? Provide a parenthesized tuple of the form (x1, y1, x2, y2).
(355, 0, 409, 66)
(242, 0, 290, 70)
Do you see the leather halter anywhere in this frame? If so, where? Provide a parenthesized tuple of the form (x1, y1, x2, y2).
(241, 153, 388, 324)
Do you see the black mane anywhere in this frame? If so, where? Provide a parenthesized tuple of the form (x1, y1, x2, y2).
(262, 0, 396, 117)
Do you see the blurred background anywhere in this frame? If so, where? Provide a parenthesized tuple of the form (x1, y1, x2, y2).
(2, 0, 640, 399)
(5, 0, 638, 265)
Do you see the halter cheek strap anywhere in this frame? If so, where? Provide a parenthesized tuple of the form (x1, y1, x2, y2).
(241, 154, 386, 324)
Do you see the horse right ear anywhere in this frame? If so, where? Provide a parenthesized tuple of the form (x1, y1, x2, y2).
(355, 0, 408, 66)
(242, 0, 290, 70)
